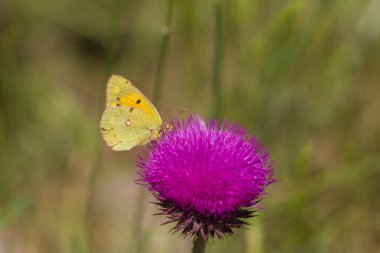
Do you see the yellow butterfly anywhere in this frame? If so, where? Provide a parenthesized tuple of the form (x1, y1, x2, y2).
(100, 74, 170, 151)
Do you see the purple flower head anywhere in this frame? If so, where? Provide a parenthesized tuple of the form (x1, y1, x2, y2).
(138, 115, 275, 239)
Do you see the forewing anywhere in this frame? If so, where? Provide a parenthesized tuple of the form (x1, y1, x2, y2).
(105, 74, 162, 126)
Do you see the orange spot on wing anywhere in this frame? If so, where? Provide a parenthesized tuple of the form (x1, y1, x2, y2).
(118, 93, 153, 115)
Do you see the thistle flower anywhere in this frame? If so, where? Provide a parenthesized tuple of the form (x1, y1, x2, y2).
(138, 115, 275, 240)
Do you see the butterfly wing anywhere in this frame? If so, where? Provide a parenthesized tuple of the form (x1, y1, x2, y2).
(100, 107, 161, 150)
(100, 74, 162, 151)
(106, 75, 161, 122)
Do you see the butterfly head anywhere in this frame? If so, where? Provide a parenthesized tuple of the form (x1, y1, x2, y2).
(165, 123, 172, 131)
(159, 123, 172, 134)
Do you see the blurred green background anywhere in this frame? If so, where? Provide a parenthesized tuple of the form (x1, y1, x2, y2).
(1, 0, 380, 252)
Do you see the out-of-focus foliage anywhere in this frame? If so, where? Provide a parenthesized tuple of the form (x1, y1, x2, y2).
(1, 0, 380, 252)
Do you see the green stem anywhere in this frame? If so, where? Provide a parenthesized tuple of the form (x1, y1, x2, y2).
(85, 0, 123, 251)
(134, 1, 174, 253)
(192, 236, 206, 253)
(153, 0, 174, 110)
(104, 0, 122, 82)
(212, 0, 223, 118)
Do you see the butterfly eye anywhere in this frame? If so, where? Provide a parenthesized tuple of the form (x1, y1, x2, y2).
(166, 124, 172, 131)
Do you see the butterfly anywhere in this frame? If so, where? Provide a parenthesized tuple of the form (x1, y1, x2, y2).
(100, 74, 171, 151)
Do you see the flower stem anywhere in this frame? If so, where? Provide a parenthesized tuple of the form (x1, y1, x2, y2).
(192, 236, 206, 253)
(212, 0, 223, 118)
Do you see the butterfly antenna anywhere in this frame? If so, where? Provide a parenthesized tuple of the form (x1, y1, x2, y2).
(160, 109, 186, 133)
(171, 109, 186, 122)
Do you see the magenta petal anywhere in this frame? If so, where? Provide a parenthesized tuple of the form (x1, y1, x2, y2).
(138, 115, 275, 239)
